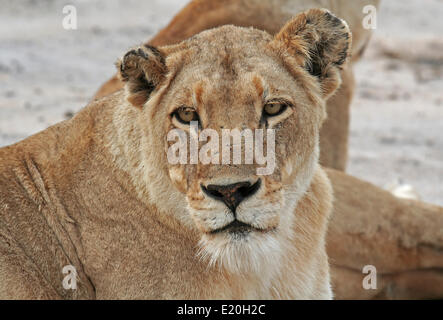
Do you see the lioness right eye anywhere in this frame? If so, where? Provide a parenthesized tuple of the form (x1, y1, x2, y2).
(173, 107, 199, 125)
(263, 102, 288, 117)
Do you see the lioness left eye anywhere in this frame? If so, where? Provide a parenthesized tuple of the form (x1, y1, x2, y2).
(263, 103, 287, 117)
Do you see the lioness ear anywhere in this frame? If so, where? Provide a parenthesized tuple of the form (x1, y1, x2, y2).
(272, 8, 352, 99)
(117, 44, 167, 108)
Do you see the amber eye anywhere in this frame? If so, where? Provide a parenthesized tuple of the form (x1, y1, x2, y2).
(263, 103, 287, 117)
(173, 107, 199, 124)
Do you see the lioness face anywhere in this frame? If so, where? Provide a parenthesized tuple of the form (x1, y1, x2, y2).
(161, 30, 324, 270)
(118, 9, 351, 272)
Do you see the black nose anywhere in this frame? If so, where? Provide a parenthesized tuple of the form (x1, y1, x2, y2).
(201, 179, 261, 213)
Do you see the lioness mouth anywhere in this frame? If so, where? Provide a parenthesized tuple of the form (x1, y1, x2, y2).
(211, 220, 257, 235)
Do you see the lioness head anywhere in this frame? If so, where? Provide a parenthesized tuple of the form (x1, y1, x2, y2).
(115, 9, 351, 273)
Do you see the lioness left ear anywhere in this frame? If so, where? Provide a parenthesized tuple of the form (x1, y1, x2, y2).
(117, 44, 167, 108)
(271, 8, 352, 99)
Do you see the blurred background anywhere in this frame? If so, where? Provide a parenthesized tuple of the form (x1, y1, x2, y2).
(0, 0, 442, 205)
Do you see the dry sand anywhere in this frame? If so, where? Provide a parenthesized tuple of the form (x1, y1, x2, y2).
(0, 0, 442, 205)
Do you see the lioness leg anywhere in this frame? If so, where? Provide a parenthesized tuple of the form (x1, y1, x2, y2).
(326, 168, 443, 299)
(319, 65, 355, 171)
(0, 232, 61, 299)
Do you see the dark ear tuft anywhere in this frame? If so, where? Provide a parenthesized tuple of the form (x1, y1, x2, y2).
(303, 10, 351, 75)
(117, 44, 167, 108)
(272, 8, 352, 99)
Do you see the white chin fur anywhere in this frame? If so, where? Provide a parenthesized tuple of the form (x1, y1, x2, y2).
(197, 230, 283, 275)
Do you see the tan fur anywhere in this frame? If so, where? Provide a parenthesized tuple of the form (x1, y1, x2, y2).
(93, 0, 380, 171)
(326, 169, 443, 299)
(0, 10, 353, 299)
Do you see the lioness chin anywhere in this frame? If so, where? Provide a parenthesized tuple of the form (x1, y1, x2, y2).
(0, 9, 351, 299)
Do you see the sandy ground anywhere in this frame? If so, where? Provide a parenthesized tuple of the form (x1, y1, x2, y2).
(0, 0, 442, 205)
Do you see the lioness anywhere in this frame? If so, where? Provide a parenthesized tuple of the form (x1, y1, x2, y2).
(0, 9, 351, 299)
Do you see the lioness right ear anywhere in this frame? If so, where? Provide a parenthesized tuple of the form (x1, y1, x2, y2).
(117, 45, 167, 108)
(271, 9, 352, 99)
